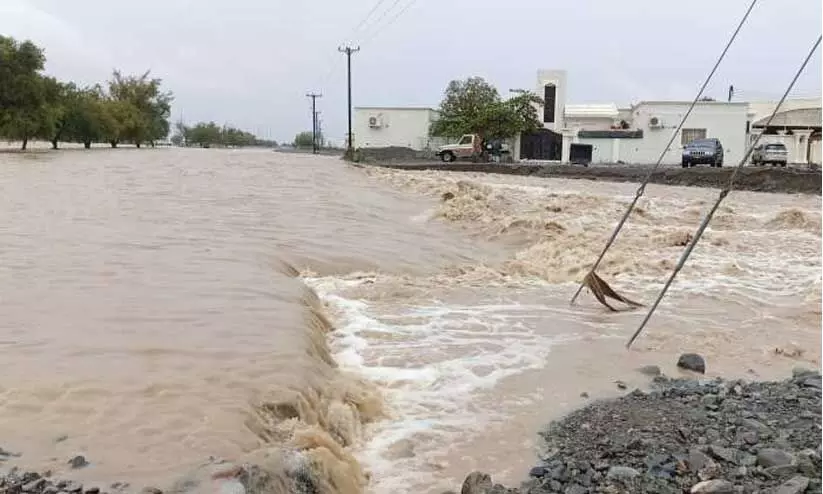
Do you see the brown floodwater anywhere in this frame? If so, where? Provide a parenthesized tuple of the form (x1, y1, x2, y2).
(0, 148, 819, 493)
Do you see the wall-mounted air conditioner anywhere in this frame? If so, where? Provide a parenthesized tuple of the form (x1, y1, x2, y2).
(368, 115, 383, 128)
(648, 116, 663, 128)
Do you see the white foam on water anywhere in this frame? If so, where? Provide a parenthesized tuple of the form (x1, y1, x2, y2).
(304, 276, 585, 494)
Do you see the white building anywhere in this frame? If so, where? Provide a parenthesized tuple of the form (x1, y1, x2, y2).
(353, 107, 444, 151)
(747, 98, 822, 165)
(353, 69, 821, 165)
(571, 100, 750, 165)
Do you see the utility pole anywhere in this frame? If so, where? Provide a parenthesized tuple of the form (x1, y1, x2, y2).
(728, 85, 735, 102)
(306, 92, 322, 154)
(338, 45, 360, 153)
(315, 112, 323, 149)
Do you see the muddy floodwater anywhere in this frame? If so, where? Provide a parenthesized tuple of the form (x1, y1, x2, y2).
(0, 148, 819, 493)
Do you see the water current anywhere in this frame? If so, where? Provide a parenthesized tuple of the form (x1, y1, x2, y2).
(0, 148, 819, 493)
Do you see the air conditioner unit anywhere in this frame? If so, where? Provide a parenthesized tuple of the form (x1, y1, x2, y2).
(368, 115, 383, 128)
(648, 116, 662, 128)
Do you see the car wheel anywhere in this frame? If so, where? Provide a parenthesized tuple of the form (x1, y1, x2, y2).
(441, 151, 455, 163)
(780, 162, 787, 167)
(771, 162, 777, 167)
(682, 161, 689, 168)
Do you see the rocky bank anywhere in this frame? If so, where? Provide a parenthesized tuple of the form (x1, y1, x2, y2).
(453, 368, 822, 494)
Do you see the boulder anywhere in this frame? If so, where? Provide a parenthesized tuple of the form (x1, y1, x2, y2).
(461, 472, 492, 494)
(775, 476, 810, 494)
(677, 353, 706, 374)
(757, 448, 795, 468)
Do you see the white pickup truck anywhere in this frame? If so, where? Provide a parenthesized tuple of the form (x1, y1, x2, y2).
(435, 134, 482, 162)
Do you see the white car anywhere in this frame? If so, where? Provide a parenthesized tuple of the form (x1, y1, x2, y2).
(751, 143, 788, 167)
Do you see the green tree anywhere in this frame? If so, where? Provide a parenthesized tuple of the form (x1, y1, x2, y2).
(187, 121, 222, 148)
(293, 131, 316, 148)
(63, 86, 117, 148)
(0, 36, 54, 149)
(430, 77, 544, 140)
(107, 70, 173, 148)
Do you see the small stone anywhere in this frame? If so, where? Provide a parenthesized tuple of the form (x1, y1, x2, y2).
(565, 485, 587, 494)
(461, 472, 492, 494)
(708, 446, 740, 464)
(54, 435, 68, 443)
(606, 466, 640, 481)
(615, 381, 627, 390)
(767, 463, 799, 477)
(678, 353, 706, 374)
(691, 479, 734, 493)
(84, 488, 100, 494)
(594, 461, 609, 471)
(65, 482, 83, 493)
(23, 479, 47, 492)
(579, 392, 589, 398)
(775, 476, 811, 494)
(757, 448, 795, 468)
(689, 449, 716, 471)
(68, 456, 88, 469)
(741, 431, 758, 445)
(528, 466, 548, 478)
(44, 487, 59, 494)
(140, 488, 162, 494)
(638, 365, 662, 377)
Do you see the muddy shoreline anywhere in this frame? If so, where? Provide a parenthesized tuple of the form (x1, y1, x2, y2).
(365, 162, 822, 195)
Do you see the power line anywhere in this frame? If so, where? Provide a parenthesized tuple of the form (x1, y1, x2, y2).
(349, 0, 392, 39)
(569, 0, 760, 307)
(626, 34, 822, 349)
(360, 0, 420, 47)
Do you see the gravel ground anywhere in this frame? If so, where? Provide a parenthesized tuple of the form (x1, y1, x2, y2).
(453, 368, 822, 494)
(365, 162, 822, 195)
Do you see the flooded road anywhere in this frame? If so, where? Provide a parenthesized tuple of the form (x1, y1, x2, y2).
(0, 148, 819, 493)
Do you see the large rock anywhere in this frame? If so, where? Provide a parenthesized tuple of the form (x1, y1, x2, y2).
(461, 472, 492, 494)
(690, 479, 734, 493)
(677, 353, 706, 374)
(775, 476, 811, 494)
(757, 448, 795, 468)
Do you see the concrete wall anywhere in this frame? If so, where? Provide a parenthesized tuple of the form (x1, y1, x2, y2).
(354, 108, 441, 151)
(576, 138, 614, 163)
(565, 116, 615, 131)
(628, 101, 749, 165)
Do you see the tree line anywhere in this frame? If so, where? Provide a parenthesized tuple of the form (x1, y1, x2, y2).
(0, 35, 172, 150)
(171, 121, 277, 148)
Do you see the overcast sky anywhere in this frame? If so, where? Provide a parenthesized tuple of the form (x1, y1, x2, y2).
(2, 0, 820, 144)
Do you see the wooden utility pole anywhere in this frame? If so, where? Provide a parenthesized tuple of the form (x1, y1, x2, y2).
(306, 92, 322, 154)
(338, 45, 360, 152)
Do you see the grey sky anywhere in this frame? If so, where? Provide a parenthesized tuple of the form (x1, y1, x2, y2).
(2, 0, 820, 144)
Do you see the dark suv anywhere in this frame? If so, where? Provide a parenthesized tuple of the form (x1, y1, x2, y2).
(682, 138, 724, 168)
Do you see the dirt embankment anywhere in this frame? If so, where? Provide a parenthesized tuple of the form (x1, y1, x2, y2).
(368, 162, 822, 195)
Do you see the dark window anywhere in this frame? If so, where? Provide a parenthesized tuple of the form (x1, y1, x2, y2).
(746, 121, 750, 133)
(543, 84, 556, 123)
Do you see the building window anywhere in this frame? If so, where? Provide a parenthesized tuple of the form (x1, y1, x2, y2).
(681, 128, 707, 145)
(543, 84, 556, 123)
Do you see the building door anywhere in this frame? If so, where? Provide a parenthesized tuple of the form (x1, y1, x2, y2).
(519, 129, 562, 160)
(569, 143, 593, 165)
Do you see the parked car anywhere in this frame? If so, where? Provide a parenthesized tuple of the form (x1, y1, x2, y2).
(682, 138, 724, 168)
(751, 142, 788, 167)
(436, 134, 482, 162)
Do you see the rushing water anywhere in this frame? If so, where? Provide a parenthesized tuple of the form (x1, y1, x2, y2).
(0, 148, 820, 493)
